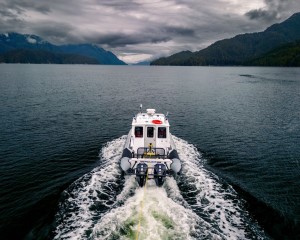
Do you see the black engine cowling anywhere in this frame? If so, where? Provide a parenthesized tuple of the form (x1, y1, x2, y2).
(135, 163, 148, 187)
(154, 163, 167, 187)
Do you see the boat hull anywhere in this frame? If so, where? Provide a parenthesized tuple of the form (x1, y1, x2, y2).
(120, 134, 181, 187)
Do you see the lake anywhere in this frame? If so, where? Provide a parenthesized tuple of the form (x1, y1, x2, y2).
(0, 64, 299, 239)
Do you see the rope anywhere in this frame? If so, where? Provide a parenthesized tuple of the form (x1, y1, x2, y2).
(135, 171, 149, 240)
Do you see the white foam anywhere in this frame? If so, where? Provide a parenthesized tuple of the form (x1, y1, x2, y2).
(173, 136, 248, 239)
(54, 136, 127, 239)
(54, 135, 265, 239)
(91, 180, 220, 240)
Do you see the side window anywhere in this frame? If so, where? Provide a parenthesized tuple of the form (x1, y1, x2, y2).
(158, 127, 167, 138)
(135, 126, 143, 138)
(147, 127, 154, 138)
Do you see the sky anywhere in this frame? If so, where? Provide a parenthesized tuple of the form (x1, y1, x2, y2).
(1, 0, 300, 63)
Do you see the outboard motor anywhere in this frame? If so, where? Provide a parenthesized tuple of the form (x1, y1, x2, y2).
(135, 163, 148, 187)
(154, 163, 167, 187)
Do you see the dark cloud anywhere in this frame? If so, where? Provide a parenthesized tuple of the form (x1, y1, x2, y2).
(0, 18, 24, 33)
(0, 1, 25, 32)
(0, 0, 51, 15)
(30, 21, 76, 44)
(0, 7, 18, 19)
(246, 8, 278, 21)
(87, 32, 171, 48)
(245, 0, 291, 22)
(80, 24, 196, 48)
(94, 0, 141, 11)
(163, 26, 196, 36)
(0, 2, 23, 22)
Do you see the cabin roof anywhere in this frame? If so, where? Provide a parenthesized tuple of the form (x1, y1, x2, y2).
(132, 112, 169, 126)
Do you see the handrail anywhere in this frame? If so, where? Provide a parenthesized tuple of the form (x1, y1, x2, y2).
(136, 147, 166, 159)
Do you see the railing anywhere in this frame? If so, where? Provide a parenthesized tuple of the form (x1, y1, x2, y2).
(135, 147, 166, 159)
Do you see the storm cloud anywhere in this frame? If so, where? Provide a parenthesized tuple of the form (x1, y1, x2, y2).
(245, 0, 297, 22)
(1, 0, 300, 63)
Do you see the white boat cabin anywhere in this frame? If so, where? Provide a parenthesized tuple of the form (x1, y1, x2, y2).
(130, 109, 170, 157)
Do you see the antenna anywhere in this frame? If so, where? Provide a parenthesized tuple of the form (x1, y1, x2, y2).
(166, 111, 169, 117)
(140, 104, 142, 113)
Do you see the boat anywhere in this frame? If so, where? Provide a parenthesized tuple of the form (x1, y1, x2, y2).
(120, 105, 181, 187)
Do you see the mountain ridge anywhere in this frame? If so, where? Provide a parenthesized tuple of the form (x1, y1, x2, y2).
(151, 12, 300, 66)
(0, 33, 126, 65)
(0, 49, 100, 64)
(245, 41, 300, 66)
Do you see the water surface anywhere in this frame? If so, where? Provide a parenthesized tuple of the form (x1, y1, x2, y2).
(0, 64, 299, 239)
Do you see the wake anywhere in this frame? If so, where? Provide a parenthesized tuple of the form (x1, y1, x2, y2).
(54, 136, 267, 240)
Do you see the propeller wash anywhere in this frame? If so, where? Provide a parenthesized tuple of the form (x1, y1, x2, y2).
(54, 108, 268, 239)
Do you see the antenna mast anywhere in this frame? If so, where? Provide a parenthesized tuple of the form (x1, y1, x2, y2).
(139, 104, 142, 113)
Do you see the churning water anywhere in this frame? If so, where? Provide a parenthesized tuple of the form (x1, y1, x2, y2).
(0, 65, 299, 239)
(54, 136, 267, 240)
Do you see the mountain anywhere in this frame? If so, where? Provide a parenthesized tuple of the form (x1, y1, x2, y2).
(0, 33, 126, 65)
(0, 33, 56, 53)
(0, 49, 99, 64)
(152, 51, 193, 66)
(245, 41, 300, 66)
(59, 44, 125, 65)
(151, 12, 300, 66)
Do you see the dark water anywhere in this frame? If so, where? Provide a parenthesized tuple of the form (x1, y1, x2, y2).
(0, 64, 299, 239)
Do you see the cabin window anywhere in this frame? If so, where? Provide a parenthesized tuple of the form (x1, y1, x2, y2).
(147, 127, 154, 138)
(158, 127, 167, 138)
(135, 126, 143, 138)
